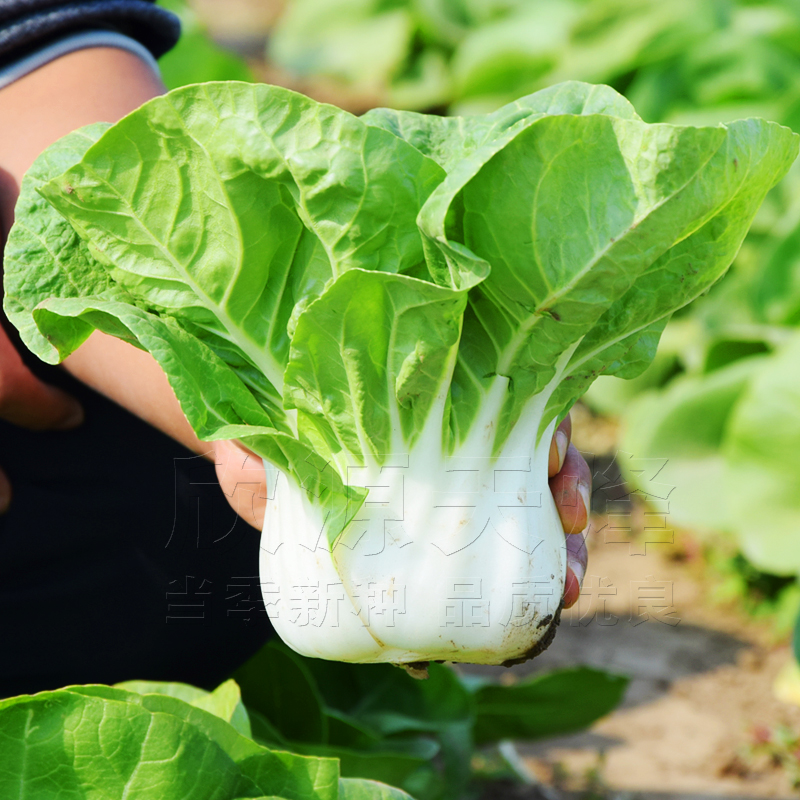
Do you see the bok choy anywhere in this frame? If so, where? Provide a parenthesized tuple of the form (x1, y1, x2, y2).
(4, 81, 796, 666)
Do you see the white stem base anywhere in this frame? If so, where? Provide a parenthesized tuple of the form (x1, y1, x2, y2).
(258, 424, 566, 665)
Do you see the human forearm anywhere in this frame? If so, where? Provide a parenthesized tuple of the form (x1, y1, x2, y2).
(0, 47, 166, 233)
(0, 48, 207, 456)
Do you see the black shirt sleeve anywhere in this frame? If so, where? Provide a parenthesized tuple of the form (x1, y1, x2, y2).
(0, 0, 180, 65)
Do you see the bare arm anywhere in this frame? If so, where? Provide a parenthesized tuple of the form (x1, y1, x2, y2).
(0, 47, 205, 456)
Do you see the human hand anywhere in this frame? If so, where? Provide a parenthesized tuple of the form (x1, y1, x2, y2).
(214, 415, 590, 610)
(0, 324, 84, 512)
(211, 438, 268, 530)
(548, 413, 590, 610)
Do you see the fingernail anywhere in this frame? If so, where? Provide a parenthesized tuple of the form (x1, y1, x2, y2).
(556, 430, 568, 472)
(562, 569, 578, 608)
(578, 482, 592, 518)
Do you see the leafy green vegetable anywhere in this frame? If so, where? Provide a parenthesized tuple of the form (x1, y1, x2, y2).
(0, 680, 421, 800)
(5, 80, 795, 667)
(0, 684, 341, 800)
(471, 666, 628, 745)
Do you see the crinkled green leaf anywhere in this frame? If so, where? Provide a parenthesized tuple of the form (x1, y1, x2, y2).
(285, 269, 467, 463)
(416, 105, 794, 446)
(0, 685, 339, 800)
(35, 83, 444, 408)
(3, 122, 112, 362)
(545, 116, 798, 433)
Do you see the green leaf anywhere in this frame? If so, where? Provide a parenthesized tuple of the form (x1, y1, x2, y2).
(0, 685, 340, 800)
(620, 355, 762, 532)
(235, 640, 329, 745)
(471, 667, 629, 745)
(3, 122, 112, 362)
(285, 268, 467, 469)
(723, 331, 800, 574)
(35, 82, 443, 402)
(116, 678, 253, 738)
(338, 777, 416, 800)
(402, 86, 796, 446)
(306, 658, 474, 799)
(545, 115, 798, 433)
(363, 80, 640, 173)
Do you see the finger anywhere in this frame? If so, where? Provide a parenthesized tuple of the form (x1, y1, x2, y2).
(549, 443, 592, 534)
(213, 439, 267, 531)
(547, 414, 572, 477)
(0, 466, 11, 514)
(562, 530, 588, 609)
(0, 326, 83, 430)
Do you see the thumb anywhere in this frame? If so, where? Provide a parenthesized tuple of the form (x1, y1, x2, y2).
(0, 325, 83, 430)
(212, 439, 267, 531)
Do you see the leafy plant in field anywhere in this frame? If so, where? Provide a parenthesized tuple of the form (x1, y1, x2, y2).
(266, 0, 800, 119)
(3, 80, 794, 667)
(705, 549, 800, 635)
(0, 657, 627, 800)
(612, 273, 800, 578)
(0, 679, 409, 800)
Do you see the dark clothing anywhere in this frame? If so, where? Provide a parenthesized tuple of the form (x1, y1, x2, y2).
(0, 0, 180, 66)
(0, 2, 274, 697)
(0, 320, 274, 699)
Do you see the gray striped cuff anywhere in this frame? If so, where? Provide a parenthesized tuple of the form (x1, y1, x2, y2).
(0, 29, 161, 91)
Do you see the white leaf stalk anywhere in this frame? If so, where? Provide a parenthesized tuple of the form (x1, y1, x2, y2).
(260, 358, 573, 667)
